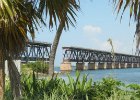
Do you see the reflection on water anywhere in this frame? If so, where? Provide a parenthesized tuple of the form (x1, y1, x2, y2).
(54, 67, 140, 84)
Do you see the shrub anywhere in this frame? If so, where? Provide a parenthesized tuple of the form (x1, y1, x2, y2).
(25, 61, 49, 73)
(4, 71, 140, 100)
(127, 84, 140, 98)
(59, 72, 93, 100)
(89, 77, 124, 100)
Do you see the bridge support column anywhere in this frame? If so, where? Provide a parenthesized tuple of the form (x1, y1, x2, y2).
(136, 63, 139, 68)
(137, 63, 140, 68)
(106, 63, 113, 69)
(114, 63, 120, 69)
(60, 61, 72, 71)
(133, 63, 138, 68)
(120, 63, 126, 69)
(88, 62, 97, 70)
(98, 62, 106, 69)
(138, 63, 140, 68)
(127, 63, 132, 68)
(76, 62, 85, 70)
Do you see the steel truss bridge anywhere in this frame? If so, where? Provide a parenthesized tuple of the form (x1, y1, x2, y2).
(20, 41, 51, 62)
(62, 47, 140, 63)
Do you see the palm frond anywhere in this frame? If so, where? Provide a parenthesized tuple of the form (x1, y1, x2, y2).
(112, 0, 140, 55)
(0, 0, 44, 58)
(38, 0, 80, 30)
(112, 0, 140, 20)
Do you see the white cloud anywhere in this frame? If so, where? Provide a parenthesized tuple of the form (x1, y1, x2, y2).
(83, 25, 102, 34)
(82, 25, 132, 54)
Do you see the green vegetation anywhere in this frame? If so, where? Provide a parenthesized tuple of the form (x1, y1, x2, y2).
(4, 72, 140, 100)
(22, 61, 49, 74)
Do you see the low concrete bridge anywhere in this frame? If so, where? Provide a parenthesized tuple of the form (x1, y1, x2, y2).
(60, 47, 140, 70)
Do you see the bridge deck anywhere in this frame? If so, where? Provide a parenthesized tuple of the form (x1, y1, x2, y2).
(28, 41, 51, 46)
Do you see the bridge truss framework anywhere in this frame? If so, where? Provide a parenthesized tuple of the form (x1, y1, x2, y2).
(20, 41, 51, 62)
(61, 47, 140, 70)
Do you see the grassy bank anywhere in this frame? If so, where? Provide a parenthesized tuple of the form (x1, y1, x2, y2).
(4, 71, 140, 100)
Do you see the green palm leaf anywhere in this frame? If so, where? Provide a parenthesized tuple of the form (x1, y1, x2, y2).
(38, 0, 80, 29)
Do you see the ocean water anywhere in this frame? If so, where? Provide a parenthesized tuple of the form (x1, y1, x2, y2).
(54, 67, 140, 84)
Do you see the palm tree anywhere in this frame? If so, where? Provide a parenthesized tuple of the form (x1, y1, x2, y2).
(38, 0, 80, 75)
(112, 0, 140, 54)
(0, 0, 80, 99)
(0, 0, 43, 99)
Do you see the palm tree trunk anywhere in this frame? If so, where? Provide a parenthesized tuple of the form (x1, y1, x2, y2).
(49, 22, 65, 75)
(0, 50, 5, 100)
(8, 56, 21, 100)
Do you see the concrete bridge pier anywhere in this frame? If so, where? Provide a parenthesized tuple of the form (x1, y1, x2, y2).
(134, 63, 139, 68)
(127, 63, 132, 68)
(88, 62, 97, 70)
(138, 63, 140, 68)
(137, 63, 140, 68)
(133, 63, 138, 68)
(137, 63, 139, 68)
(114, 63, 120, 69)
(60, 61, 72, 71)
(98, 62, 106, 69)
(106, 63, 113, 69)
(76, 62, 85, 70)
(120, 63, 127, 68)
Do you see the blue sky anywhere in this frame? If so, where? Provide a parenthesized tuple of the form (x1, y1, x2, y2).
(35, 0, 136, 66)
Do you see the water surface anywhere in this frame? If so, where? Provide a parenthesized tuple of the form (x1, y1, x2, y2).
(55, 67, 140, 84)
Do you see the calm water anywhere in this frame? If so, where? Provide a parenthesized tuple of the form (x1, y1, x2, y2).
(54, 67, 140, 84)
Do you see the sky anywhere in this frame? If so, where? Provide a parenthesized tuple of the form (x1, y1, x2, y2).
(34, 0, 136, 66)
